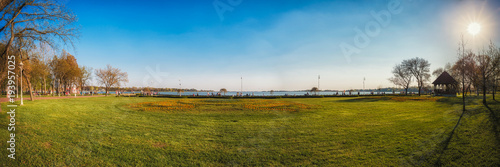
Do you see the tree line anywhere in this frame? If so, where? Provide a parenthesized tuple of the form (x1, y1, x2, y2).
(389, 39, 500, 105)
(440, 40, 500, 104)
(1, 42, 128, 99)
(0, 0, 128, 99)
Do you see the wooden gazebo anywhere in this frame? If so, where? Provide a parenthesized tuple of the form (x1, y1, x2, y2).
(432, 71, 458, 96)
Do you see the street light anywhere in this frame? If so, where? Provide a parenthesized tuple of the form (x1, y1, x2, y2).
(318, 75, 320, 90)
(363, 77, 365, 90)
(179, 79, 182, 96)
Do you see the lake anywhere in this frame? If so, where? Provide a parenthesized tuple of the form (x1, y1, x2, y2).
(102, 91, 418, 96)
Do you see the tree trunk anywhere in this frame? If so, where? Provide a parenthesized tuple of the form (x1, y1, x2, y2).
(483, 74, 487, 104)
(53, 78, 56, 96)
(467, 84, 472, 95)
(418, 85, 422, 96)
(22, 70, 34, 101)
(81, 83, 85, 96)
(462, 70, 465, 112)
(493, 85, 496, 101)
(43, 77, 46, 95)
(0, 72, 6, 97)
(405, 84, 409, 95)
(58, 79, 61, 96)
(39, 79, 41, 94)
(493, 79, 497, 101)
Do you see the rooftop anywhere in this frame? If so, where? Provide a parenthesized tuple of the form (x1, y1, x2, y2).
(432, 71, 458, 85)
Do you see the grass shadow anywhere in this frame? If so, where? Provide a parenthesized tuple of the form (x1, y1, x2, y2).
(426, 97, 500, 166)
(483, 103, 500, 150)
(405, 106, 466, 166)
(433, 109, 466, 166)
(339, 96, 441, 103)
(435, 96, 482, 107)
(436, 97, 469, 106)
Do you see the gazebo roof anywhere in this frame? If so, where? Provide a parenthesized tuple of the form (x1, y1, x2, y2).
(432, 71, 458, 85)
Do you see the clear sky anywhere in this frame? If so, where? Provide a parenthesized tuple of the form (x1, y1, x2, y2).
(65, 0, 500, 91)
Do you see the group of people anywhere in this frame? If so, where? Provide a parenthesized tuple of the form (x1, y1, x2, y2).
(141, 91, 158, 96)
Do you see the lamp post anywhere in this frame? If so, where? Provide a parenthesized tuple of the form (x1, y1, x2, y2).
(363, 77, 365, 90)
(318, 75, 320, 90)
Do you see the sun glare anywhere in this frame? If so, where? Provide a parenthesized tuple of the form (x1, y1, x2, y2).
(467, 22, 481, 36)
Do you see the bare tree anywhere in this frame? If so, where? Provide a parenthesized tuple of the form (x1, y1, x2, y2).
(432, 68, 444, 78)
(77, 65, 92, 95)
(451, 52, 477, 96)
(0, 0, 14, 13)
(476, 41, 500, 104)
(456, 36, 469, 112)
(95, 64, 128, 96)
(0, 0, 25, 34)
(39, 43, 53, 94)
(16, 38, 36, 101)
(389, 63, 412, 95)
(489, 43, 500, 100)
(220, 88, 227, 96)
(176, 88, 183, 96)
(0, 0, 78, 81)
(432, 63, 452, 78)
(403, 57, 431, 96)
(311, 87, 319, 95)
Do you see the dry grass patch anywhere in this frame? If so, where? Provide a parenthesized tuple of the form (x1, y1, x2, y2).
(125, 99, 315, 113)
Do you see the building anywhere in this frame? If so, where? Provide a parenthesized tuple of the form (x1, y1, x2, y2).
(432, 71, 458, 96)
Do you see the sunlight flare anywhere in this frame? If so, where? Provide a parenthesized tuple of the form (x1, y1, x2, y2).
(467, 22, 481, 36)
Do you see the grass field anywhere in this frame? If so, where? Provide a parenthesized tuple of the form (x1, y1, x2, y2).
(1, 95, 499, 166)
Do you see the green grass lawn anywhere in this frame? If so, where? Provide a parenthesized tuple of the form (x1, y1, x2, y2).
(1, 95, 499, 166)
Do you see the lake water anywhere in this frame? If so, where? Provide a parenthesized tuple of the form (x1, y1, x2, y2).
(103, 91, 417, 96)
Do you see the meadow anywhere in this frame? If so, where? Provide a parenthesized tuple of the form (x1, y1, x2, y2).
(0, 95, 499, 166)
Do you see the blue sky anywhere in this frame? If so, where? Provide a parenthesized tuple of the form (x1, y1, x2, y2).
(65, 0, 500, 91)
